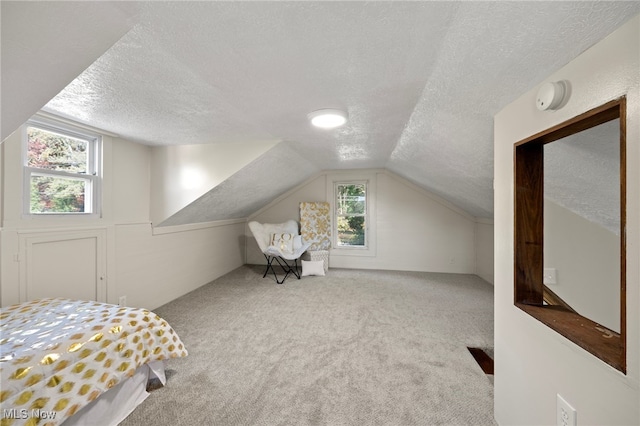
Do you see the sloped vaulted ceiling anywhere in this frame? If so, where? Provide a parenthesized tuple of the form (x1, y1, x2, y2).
(0, 1, 139, 141)
(3, 2, 639, 226)
(160, 142, 320, 226)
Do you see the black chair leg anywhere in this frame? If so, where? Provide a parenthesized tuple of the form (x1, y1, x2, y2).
(262, 255, 274, 278)
(262, 255, 300, 284)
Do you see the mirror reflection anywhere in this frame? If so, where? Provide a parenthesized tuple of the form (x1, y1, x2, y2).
(544, 119, 620, 333)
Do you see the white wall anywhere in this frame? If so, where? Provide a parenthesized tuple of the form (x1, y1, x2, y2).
(150, 141, 278, 225)
(247, 169, 482, 275)
(114, 221, 245, 310)
(494, 15, 639, 425)
(0, 140, 4, 305)
(0, 121, 246, 310)
(475, 219, 494, 285)
(545, 199, 619, 332)
(112, 138, 152, 224)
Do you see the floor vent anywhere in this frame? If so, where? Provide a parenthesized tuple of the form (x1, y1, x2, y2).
(467, 347, 494, 375)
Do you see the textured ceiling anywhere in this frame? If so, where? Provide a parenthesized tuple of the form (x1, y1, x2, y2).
(545, 120, 620, 234)
(0, 1, 138, 141)
(4, 2, 639, 224)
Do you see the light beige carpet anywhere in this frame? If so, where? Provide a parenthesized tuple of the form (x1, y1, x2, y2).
(121, 266, 496, 425)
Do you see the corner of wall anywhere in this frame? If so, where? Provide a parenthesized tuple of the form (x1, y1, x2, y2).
(150, 141, 281, 225)
(247, 171, 326, 221)
(474, 218, 494, 285)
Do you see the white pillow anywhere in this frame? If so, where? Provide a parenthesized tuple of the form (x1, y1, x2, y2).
(270, 232, 294, 254)
(301, 260, 325, 277)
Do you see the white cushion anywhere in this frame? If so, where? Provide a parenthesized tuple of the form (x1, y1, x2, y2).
(301, 260, 325, 277)
(249, 220, 299, 252)
(293, 235, 303, 250)
(270, 232, 294, 254)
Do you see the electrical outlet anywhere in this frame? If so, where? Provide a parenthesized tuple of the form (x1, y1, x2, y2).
(118, 295, 127, 306)
(544, 268, 557, 285)
(557, 394, 577, 426)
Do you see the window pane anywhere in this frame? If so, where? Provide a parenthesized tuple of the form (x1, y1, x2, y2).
(27, 127, 88, 173)
(337, 216, 366, 247)
(337, 184, 366, 215)
(30, 175, 87, 213)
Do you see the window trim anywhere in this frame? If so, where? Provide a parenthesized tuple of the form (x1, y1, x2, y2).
(328, 171, 377, 257)
(23, 117, 102, 218)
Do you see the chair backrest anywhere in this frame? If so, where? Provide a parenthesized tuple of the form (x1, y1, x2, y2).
(248, 220, 299, 253)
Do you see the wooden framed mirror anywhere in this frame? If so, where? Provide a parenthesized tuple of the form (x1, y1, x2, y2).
(514, 97, 626, 373)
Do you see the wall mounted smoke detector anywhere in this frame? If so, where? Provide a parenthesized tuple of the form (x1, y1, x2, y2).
(536, 81, 567, 111)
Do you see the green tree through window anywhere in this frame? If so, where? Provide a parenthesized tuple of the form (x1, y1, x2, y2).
(336, 183, 366, 247)
(25, 123, 99, 214)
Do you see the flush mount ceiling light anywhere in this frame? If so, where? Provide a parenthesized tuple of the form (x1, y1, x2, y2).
(308, 109, 348, 129)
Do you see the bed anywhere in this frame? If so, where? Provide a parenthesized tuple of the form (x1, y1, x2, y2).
(0, 298, 188, 426)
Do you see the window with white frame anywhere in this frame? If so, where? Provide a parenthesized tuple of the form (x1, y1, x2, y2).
(335, 181, 367, 248)
(24, 120, 101, 215)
